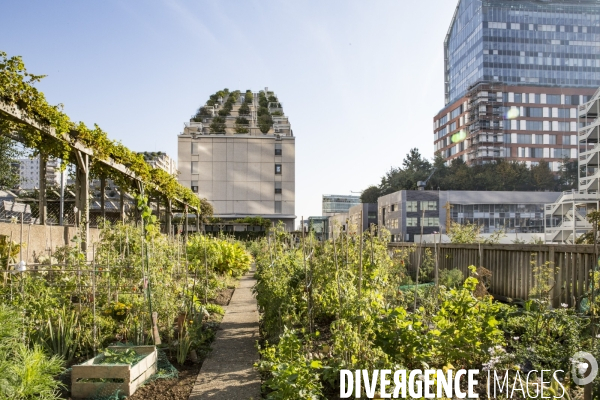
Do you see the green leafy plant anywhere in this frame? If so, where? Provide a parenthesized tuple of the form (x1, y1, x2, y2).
(0, 305, 64, 400)
(99, 348, 143, 365)
(32, 307, 80, 364)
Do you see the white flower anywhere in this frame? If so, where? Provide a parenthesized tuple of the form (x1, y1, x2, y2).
(561, 303, 568, 308)
(513, 336, 520, 341)
(596, 334, 600, 339)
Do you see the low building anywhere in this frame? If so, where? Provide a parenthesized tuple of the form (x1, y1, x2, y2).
(322, 195, 360, 216)
(348, 203, 378, 234)
(307, 216, 329, 241)
(327, 213, 348, 240)
(379, 190, 561, 243)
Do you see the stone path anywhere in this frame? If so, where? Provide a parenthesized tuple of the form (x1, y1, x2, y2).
(189, 267, 261, 400)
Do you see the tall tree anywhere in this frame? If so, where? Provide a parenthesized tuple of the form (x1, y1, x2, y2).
(360, 186, 381, 203)
(531, 160, 557, 191)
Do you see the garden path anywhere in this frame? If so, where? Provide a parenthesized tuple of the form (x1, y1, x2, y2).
(188, 266, 261, 400)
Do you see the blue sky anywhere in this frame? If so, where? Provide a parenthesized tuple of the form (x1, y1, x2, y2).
(1, 0, 458, 222)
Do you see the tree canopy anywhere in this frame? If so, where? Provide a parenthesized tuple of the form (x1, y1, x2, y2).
(361, 148, 576, 203)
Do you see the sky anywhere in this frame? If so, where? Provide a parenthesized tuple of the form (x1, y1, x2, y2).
(1, 0, 458, 225)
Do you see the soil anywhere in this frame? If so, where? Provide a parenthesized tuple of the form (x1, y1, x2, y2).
(59, 287, 235, 400)
(210, 287, 234, 306)
(128, 359, 201, 400)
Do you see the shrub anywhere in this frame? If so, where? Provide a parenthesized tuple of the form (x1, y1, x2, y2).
(238, 103, 250, 116)
(439, 268, 464, 288)
(186, 235, 252, 277)
(209, 116, 226, 133)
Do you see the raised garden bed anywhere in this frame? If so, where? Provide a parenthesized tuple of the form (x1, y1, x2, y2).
(71, 345, 157, 398)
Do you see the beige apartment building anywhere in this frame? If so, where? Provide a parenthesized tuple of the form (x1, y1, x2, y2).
(178, 88, 295, 230)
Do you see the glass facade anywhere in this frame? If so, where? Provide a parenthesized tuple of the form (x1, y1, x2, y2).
(322, 195, 361, 216)
(451, 203, 545, 233)
(445, 0, 600, 104)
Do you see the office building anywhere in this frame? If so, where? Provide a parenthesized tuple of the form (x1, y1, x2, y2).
(378, 190, 561, 242)
(434, 0, 600, 165)
(16, 157, 66, 190)
(178, 88, 296, 230)
(322, 195, 361, 216)
(139, 152, 178, 176)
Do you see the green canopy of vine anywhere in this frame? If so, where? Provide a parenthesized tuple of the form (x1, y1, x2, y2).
(0, 52, 202, 211)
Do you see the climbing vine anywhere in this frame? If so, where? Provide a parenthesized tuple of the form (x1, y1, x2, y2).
(0, 52, 202, 211)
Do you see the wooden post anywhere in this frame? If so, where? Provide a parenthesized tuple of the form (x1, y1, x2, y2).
(75, 151, 89, 256)
(119, 186, 125, 223)
(151, 312, 161, 345)
(165, 198, 172, 237)
(38, 153, 47, 225)
(196, 211, 200, 234)
(100, 177, 106, 223)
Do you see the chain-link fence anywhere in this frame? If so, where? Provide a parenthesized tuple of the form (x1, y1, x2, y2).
(0, 194, 137, 228)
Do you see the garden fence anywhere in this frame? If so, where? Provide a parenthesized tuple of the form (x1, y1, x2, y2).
(389, 242, 598, 309)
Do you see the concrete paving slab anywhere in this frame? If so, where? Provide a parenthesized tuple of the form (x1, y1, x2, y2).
(189, 267, 261, 400)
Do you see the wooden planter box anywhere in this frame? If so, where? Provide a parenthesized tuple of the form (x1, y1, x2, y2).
(71, 345, 157, 398)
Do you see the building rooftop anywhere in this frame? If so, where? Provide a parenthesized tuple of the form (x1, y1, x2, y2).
(181, 88, 292, 138)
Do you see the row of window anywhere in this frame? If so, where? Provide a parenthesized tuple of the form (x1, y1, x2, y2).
(190, 142, 283, 156)
(407, 201, 438, 212)
(485, 22, 594, 33)
(437, 95, 587, 130)
(516, 147, 573, 159)
(407, 217, 440, 227)
(190, 180, 284, 194)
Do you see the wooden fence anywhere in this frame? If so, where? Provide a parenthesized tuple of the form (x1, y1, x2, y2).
(388, 243, 598, 308)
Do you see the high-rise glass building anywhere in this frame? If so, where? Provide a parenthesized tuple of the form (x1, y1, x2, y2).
(445, 0, 600, 104)
(435, 0, 600, 165)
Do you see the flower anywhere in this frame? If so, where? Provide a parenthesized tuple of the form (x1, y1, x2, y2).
(561, 303, 568, 308)
(513, 336, 520, 341)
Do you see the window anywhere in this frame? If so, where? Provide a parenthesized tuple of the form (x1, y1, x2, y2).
(407, 201, 418, 212)
(449, 122, 457, 132)
(526, 121, 543, 131)
(191, 162, 198, 174)
(554, 149, 570, 158)
(191, 180, 198, 193)
(531, 148, 543, 158)
(423, 217, 439, 227)
(563, 135, 571, 145)
(526, 108, 543, 118)
(275, 143, 282, 155)
(274, 182, 282, 194)
(421, 201, 437, 211)
(534, 134, 543, 144)
(517, 134, 532, 144)
(514, 93, 522, 103)
(275, 164, 282, 174)
(391, 204, 395, 212)
(191, 142, 197, 155)
(450, 106, 463, 119)
(407, 217, 418, 227)
(274, 201, 282, 213)
(548, 135, 556, 145)
(547, 95, 561, 104)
